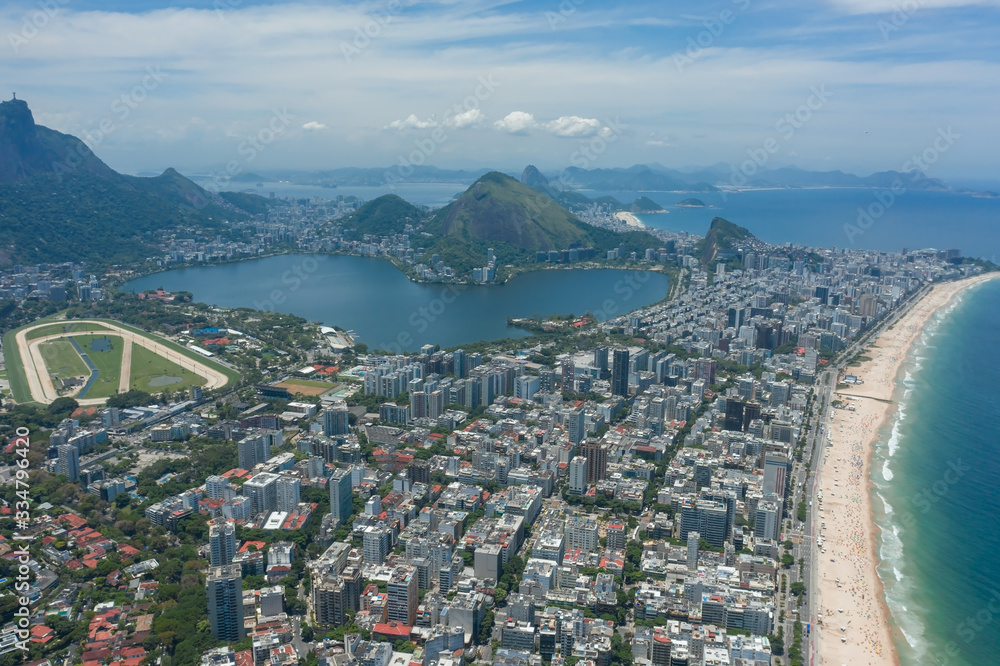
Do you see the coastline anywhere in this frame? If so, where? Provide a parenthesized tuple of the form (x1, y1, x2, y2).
(813, 273, 1000, 666)
(613, 211, 647, 228)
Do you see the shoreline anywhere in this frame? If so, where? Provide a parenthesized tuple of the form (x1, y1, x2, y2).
(813, 273, 1000, 666)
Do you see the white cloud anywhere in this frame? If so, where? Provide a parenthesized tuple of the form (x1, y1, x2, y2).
(826, 0, 1000, 12)
(302, 121, 327, 130)
(445, 108, 485, 129)
(544, 115, 602, 137)
(385, 114, 438, 130)
(494, 111, 537, 134)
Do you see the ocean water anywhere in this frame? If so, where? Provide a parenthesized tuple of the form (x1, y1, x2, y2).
(870, 277, 1000, 665)
(625, 189, 1000, 261)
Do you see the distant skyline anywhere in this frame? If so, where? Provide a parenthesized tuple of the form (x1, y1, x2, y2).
(3, 0, 999, 183)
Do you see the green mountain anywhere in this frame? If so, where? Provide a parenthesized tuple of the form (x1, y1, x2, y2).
(699, 217, 757, 265)
(340, 194, 426, 236)
(0, 98, 274, 267)
(423, 171, 661, 273)
(630, 196, 666, 213)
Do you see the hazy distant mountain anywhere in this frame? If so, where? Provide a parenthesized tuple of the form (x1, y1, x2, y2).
(0, 98, 274, 267)
(559, 164, 719, 192)
(422, 172, 660, 273)
(737, 166, 950, 190)
(259, 165, 492, 187)
(542, 162, 951, 193)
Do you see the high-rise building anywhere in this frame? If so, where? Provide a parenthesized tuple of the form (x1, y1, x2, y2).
(594, 346, 609, 375)
(410, 391, 428, 419)
(755, 501, 781, 542)
(313, 564, 362, 626)
(237, 432, 272, 470)
(568, 456, 587, 495)
(763, 452, 791, 498)
(561, 363, 575, 392)
(209, 519, 237, 567)
(207, 564, 246, 641)
(742, 401, 762, 432)
(323, 402, 350, 437)
(329, 468, 354, 527)
(582, 440, 607, 484)
(275, 476, 301, 512)
(56, 444, 79, 482)
(410, 459, 432, 485)
(387, 565, 418, 626)
(724, 399, 744, 432)
(260, 585, 284, 618)
(612, 348, 630, 396)
(567, 407, 585, 445)
(514, 375, 539, 400)
(680, 500, 729, 549)
(206, 475, 233, 501)
(686, 531, 700, 572)
(607, 521, 626, 550)
(243, 472, 279, 515)
(363, 525, 392, 565)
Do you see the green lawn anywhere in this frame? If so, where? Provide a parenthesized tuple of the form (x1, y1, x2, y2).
(4, 317, 241, 404)
(25, 321, 111, 341)
(129, 344, 206, 393)
(2, 328, 33, 404)
(39, 339, 90, 384)
(106, 319, 241, 386)
(282, 377, 333, 389)
(74, 334, 124, 400)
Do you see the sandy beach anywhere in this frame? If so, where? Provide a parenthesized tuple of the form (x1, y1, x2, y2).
(613, 211, 646, 228)
(814, 273, 1000, 666)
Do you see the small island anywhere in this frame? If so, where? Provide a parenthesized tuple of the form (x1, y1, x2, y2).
(630, 195, 668, 213)
(676, 197, 708, 208)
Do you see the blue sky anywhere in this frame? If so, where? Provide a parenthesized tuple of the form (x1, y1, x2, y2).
(2, 0, 999, 182)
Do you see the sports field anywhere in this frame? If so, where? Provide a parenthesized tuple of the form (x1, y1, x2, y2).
(7, 318, 239, 405)
(275, 377, 335, 397)
(38, 339, 91, 387)
(129, 344, 206, 393)
(73, 334, 124, 400)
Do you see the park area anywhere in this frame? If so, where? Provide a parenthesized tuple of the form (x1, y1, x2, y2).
(4, 318, 238, 405)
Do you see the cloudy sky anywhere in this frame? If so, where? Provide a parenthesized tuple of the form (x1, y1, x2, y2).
(3, 0, 999, 181)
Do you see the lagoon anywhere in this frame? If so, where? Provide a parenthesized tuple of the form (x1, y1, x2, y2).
(123, 255, 670, 351)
